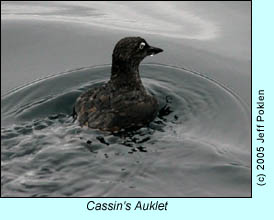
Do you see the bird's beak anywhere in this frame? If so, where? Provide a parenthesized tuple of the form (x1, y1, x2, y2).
(147, 45, 164, 56)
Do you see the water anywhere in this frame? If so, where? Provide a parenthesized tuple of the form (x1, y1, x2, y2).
(1, 64, 250, 197)
(1, 2, 251, 197)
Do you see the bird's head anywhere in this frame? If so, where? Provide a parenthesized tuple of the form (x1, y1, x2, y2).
(112, 37, 163, 67)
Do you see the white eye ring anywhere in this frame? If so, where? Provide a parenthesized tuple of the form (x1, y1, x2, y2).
(139, 42, 146, 50)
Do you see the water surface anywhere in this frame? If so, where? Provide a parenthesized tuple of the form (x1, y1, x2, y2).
(1, 2, 251, 197)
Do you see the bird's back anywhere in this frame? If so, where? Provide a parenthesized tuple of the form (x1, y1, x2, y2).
(74, 82, 158, 132)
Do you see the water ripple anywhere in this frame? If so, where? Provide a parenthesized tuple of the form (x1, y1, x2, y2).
(1, 1, 219, 40)
(1, 64, 250, 197)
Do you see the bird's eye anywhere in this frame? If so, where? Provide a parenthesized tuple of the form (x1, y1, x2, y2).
(139, 42, 146, 50)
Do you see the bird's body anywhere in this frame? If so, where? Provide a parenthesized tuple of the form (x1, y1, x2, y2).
(74, 37, 163, 132)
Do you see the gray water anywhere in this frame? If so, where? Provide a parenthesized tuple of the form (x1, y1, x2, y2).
(1, 1, 251, 197)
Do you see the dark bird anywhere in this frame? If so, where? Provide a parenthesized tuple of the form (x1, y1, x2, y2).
(74, 37, 163, 132)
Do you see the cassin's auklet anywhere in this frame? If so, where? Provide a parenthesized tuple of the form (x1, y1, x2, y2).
(74, 37, 163, 132)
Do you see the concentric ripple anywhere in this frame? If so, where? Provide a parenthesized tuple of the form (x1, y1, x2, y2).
(1, 64, 251, 197)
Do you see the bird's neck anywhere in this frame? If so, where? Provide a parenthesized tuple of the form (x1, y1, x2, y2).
(110, 59, 145, 90)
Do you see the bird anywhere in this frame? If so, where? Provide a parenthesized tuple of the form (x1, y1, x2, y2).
(73, 37, 163, 132)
